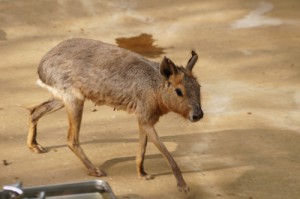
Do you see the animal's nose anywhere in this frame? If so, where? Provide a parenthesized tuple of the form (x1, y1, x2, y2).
(192, 111, 203, 121)
(192, 106, 204, 121)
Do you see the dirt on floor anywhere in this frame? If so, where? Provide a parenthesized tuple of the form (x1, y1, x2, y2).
(0, 0, 300, 198)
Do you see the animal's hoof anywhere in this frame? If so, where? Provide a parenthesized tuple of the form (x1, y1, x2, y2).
(178, 183, 190, 193)
(88, 169, 106, 177)
(29, 144, 48, 153)
(140, 174, 155, 180)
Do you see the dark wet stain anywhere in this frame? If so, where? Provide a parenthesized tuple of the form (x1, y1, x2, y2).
(116, 33, 165, 58)
(0, 29, 7, 41)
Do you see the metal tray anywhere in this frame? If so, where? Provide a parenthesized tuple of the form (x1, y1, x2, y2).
(0, 180, 116, 199)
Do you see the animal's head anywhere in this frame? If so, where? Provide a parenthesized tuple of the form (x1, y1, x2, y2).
(160, 51, 203, 122)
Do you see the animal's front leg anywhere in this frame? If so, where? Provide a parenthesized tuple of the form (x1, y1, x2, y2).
(139, 123, 189, 193)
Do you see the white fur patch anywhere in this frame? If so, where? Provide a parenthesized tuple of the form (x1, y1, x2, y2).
(36, 79, 84, 101)
(36, 79, 64, 99)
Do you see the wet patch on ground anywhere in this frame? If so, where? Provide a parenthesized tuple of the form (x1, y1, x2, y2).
(116, 33, 165, 58)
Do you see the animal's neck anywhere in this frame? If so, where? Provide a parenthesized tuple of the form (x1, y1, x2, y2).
(156, 81, 171, 116)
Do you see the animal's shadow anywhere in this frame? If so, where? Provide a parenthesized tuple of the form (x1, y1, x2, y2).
(46, 130, 246, 176)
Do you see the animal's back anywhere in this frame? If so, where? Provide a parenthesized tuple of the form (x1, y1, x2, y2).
(38, 38, 162, 112)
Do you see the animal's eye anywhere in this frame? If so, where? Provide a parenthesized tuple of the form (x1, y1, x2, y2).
(175, 88, 183, 97)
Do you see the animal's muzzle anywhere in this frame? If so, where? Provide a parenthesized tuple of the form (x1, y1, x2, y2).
(189, 105, 204, 122)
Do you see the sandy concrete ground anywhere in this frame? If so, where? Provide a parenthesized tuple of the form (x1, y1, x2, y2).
(0, 0, 300, 198)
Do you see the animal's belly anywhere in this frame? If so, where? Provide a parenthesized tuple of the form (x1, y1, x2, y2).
(87, 90, 138, 113)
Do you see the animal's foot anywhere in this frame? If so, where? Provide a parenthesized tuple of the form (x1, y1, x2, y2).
(178, 182, 190, 193)
(29, 144, 48, 153)
(88, 168, 106, 177)
(139, 173, 155, 180)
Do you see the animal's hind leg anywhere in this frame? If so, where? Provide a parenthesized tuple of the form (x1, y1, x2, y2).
(136, 122, 154, 180)
(64, 96, 105, 177)
(28, 98, 64, 153)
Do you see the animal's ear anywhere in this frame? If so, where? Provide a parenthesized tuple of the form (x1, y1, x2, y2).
(186, 50, 198, 71)
(160, 56, 178, 80)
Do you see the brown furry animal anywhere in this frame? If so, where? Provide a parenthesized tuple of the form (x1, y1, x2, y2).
(27, 38, 203, 192)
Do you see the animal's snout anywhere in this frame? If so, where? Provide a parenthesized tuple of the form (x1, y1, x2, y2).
(189, 105, 204, 122)
(192, 111, 203, 121)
